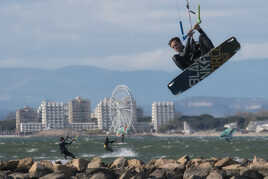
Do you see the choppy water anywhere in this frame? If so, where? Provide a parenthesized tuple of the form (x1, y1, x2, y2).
(0, 136, 268, 162)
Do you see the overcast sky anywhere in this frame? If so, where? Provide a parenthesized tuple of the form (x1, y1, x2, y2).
(0, 0, 267, 71)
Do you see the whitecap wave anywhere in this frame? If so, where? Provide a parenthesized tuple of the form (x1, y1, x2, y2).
(101, 148, 137, 158)
(27, 148, 38, 153)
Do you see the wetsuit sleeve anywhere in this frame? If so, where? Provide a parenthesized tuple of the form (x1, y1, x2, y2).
(172, 37, 194, 71)
(172, 55, 187, 70)
(183, 37, 192, 58)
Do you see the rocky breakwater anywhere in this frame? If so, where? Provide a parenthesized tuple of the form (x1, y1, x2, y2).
(0, 156, 268, 179)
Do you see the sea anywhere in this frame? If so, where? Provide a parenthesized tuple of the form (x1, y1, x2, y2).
(0, 136, 268, 163)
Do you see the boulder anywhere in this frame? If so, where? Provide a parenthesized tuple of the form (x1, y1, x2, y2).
(8, 172, 30, 179)
(240, 168, 263, 179)
(16, 158, 33, 172)
(222, 164, 246, 177)
(159, 163, 185, 171)
(87, 157, 105, 169)
(186, 158, 203, 168)
(127, 159, 144, 173)
(153, 158, 176, 168)
(0, 170, 11, 178)
(29, 161, 53, 178)
(110, 157, 127, 169)
(119, 168, 138, 179)
(1, 160, 19, 171)
(183, 162, 212, 179)
(149, 168, 166, 178)
(90, 173, 110, 179)
(249, 160, 268, 177)
(177, 155, 190, 166)
(215, 157, 238, 168)
(86, 168, 119, 179)
(39, 172, 65, 179)
(206, 170, 225, 179)
(53, 164, 76, 178)
(0, 161, 7, 170)
(145, 159, 156, 170)
(68, 158, 89, 172)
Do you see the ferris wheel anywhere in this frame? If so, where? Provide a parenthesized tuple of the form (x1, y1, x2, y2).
(110, 85, 136, 135)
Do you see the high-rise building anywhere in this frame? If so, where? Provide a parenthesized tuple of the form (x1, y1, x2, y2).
(16, 106, 39, 134)
(68, 96, 91, 123)
(94, 98, 112, 130)
(39, 101, 67, 129)
(152, 101, 175, 132)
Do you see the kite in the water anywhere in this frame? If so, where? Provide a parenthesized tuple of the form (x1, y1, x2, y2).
(220, 128, 236, 142)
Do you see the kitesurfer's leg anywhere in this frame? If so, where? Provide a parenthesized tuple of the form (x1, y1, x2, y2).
(107, 146, 113, 152)
(67, 151, 76, 159)
(64, 150, 76, 159)
(63, 153, 67, 159)
(198, 31, 214, 55)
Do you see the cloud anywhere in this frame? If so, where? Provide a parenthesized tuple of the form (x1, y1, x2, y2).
(0, 48, 176, 71)
(0, 0, 267, 71)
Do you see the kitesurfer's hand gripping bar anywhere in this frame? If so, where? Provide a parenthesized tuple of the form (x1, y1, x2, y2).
(179, 4, 201, 40)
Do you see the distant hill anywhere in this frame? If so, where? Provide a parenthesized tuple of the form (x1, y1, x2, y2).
(0, 59, 268, 118)
(174, 96, 268, 117)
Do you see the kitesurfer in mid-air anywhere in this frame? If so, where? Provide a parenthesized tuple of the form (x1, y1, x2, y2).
(168, 23, 214, 71)
(104, 136, 115, 152)
(59, 136, 76, 159)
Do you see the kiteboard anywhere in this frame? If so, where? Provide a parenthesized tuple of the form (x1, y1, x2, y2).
(167, 36, 240, 95)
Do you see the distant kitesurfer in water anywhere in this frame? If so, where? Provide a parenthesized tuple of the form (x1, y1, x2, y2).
(169, 23, 214, 71)
(59, 136, 76, 159)
(121, 134, 125, 143)
(104, 136, 115, 152)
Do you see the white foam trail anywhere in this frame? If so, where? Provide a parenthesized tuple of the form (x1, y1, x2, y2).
(52, 159, 70, 165)
(35, 156, 48, 159)
(153, 155, 166, 159)
(27, 148, 38, 153)
(80, 154, 95, 158)
(101, 148, 137, 158)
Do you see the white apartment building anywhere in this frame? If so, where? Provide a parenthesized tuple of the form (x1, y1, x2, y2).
(16, 106, 39, 134)
(94, 98, 112, 130)
(68, 96, 91, 123)
(39, 101, 67, 129)
(20, 123, 42, 133)
(152, 101, 175, 132)
(246, 120, 268, 132)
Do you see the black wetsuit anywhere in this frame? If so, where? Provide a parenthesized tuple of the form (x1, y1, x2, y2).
(104, 137, 114, 152)
(172, 28, 214, 71)
(59, 138, 76, 159)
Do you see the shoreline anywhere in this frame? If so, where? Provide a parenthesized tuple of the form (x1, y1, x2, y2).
(1, 130, 268, 138)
